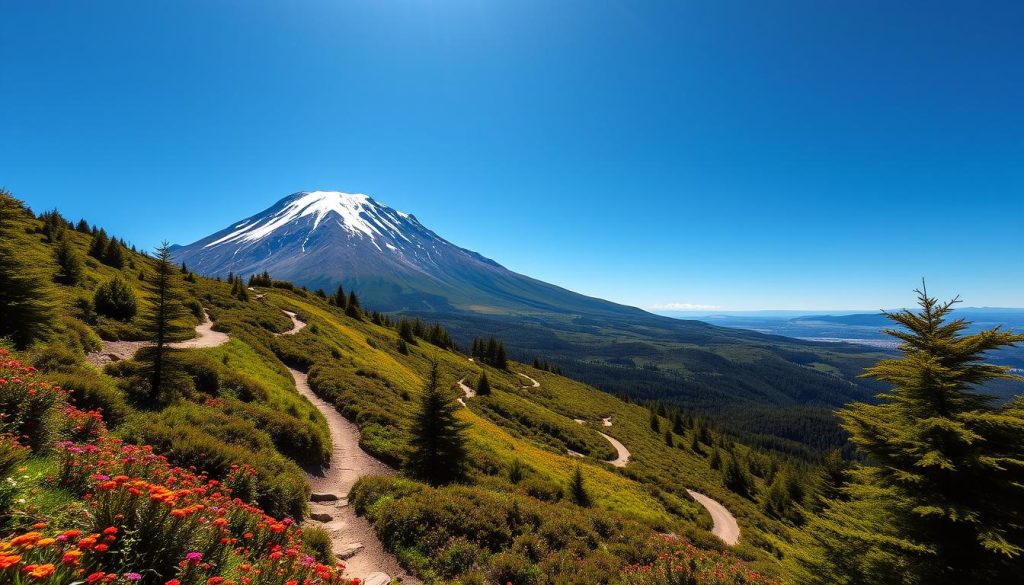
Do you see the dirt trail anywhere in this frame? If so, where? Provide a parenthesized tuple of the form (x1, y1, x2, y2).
(572, 417, 631, 468)
(289, 367, 416, 584)
(277, 310, 307, 336)
(517, 372, 540, 388)
(278, 311, 416, 584)
(86, 310, 228, 365)
(686, 489, 740, 546)
(457, 377, 475, 407)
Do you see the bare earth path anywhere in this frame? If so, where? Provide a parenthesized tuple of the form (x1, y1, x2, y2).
(86, 310, 229, 366)
(571, 417, 631, 468)
(278, 311, 417, 584)
(686, 489, 740, 545)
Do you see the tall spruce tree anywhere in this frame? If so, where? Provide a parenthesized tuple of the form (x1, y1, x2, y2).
(789, 289, 1024, 584)
(140, 242, 193, 399)
(406, 362, 468, 485)
(0, 190, 58, 347)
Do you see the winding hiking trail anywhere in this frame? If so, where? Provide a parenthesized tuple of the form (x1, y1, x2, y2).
(571, 417, 631, 468)
(517, 372, 540, 388)
(457, 377, 475, 407)
(277, 311, 417, 585)
(686, 489, 740, 546)
(86, 310, 229, 365)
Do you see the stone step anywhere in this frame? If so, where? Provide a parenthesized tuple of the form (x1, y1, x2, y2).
(336, 542, 364, 560)
(310, 512, 333, 522)
(310, 492, 342, 502)
(362, 573, 391, 585)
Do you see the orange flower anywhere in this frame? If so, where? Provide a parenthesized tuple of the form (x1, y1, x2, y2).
(27, 563, 56, 580)
(102, 527, 118, 536)
(0, 554, 22, 569)
(10, 532, 41, 547)
(36, 538, 56, 547)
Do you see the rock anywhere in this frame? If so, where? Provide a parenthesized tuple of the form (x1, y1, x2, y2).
(310, 512, 333, 522)
(310, 493, 340, 502)
(336, 542, 364, 559)
(362, 573, 391, 585)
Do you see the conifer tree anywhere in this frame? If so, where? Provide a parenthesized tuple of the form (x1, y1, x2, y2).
(568, 466, 591, 507)
(789, 289, 1024, 584)
(53, 236, 83, 285)
(672, 412, 686, 435)
(649, 409, 660, 432)
(406, 362, 468, 485)
(140, 242, 193, 399)
(345, 291, 361, 319)
(476, 371, 491, 396)
(495, 342, 507, 369)
(664, 428, 674, 447)
(75, 218, 90, 233)
(332, 284, 346, 308)
(0, 190, 58, 347)
(723, 454, 754, 498)
(103, 238, 125, 268)
(88, 229, 109, 259)
(509, 458, 524, 484)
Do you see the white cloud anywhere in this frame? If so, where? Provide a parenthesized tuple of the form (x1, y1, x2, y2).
(648, 302, 722, 311)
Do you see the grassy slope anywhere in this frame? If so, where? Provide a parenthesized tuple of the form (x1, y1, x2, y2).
(9, 208, 792, 580)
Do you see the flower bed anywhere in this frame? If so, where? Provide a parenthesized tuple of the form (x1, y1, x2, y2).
(0, 349, 355, 585)
(621, 535, 778, 585)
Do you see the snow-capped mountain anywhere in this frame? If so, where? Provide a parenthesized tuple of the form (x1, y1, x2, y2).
(170, 191, 645, 317)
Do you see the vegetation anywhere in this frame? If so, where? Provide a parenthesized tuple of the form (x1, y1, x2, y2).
(789, 289, 1024, 584)
(93, 275, 138, 321)
(140, 242, 193, 399)
(406, 363, 469, 485)
(0, 191, 58, 348)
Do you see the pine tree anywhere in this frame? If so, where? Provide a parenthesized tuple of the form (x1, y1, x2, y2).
(103, 238, 126, 268)
(476, 372, 491, 396)
(789, 289, 1024, 584)
(509, 458, 524, 484)
(495, 342, 507, 369)
(140, 242, 193, 399)
(75, 219, 90, 233)
(0, 190, 58, 348)
(568, 466, 591, 507)
(345, 291, 361, 319)
(53, 236, 83, 285)
(664, 428, 674, 447)
(810, 449, 848, 513)
(723, 454, 753, 498)
(649, 408, 660, 432)
(406, 362, 468, 485)
(332, 284, 346, 309)
(88, 229, 109, 259)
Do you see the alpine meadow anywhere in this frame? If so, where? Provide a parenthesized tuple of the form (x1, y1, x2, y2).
(2, 2, 1023, 584)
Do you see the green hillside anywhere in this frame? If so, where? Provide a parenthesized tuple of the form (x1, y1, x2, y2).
(0, 193, 806, 583)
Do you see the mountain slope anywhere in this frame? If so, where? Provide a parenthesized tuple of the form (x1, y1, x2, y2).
(171, 190, 889, 453)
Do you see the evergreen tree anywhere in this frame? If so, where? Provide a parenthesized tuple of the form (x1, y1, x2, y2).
(94, 274, 138, 320)
(140, 242, 193, 399)
(75, 218, 90, 233)
(398, 319, 416, 344)
(789, 289, 1024, 584)
(672, 412, 685, 434)
(664, 428, 674, 447)
(345, 291, 361, 319)
(568, 466, 591, 507)
(0, 190, 58, 347)
(495, 342, 507, 369)
(332, 284, 346, 308)
(53, 236, 83, 285)
(476, 371, 491, 396)
(88, 229, 109, 259)
(103, 238, 125, 268)
(810, 449, 849, 513)
(406, 362, 468, 485)
(649, 408, 660, 432)
(723, 454, 754, 498)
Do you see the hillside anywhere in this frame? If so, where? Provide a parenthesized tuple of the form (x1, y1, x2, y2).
(0, 193, 804, 583)
(170, 191, 889, 453)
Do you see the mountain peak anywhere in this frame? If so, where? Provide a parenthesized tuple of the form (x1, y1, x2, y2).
(204, 190, 413, 250)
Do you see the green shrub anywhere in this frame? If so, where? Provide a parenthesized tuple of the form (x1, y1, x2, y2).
(93, 274, 138, 321)
(46, 370, 129, 427)
(30, 343, 83, 373)
(301, 525, 334, 564)
(60, 316, 102, 353)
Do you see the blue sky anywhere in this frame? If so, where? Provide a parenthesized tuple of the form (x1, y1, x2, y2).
(2, 1, 1022, 311)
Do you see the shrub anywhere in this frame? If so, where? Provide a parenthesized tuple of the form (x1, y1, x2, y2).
(46, 371, 129, 427)
(0, 350, 66, 451)
(93, 275, 138, 321)
(30, 343, 82, 373)
(301, 525, 334, 564)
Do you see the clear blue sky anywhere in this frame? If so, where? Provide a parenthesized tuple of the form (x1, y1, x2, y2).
(3, 1, 1022, 311)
